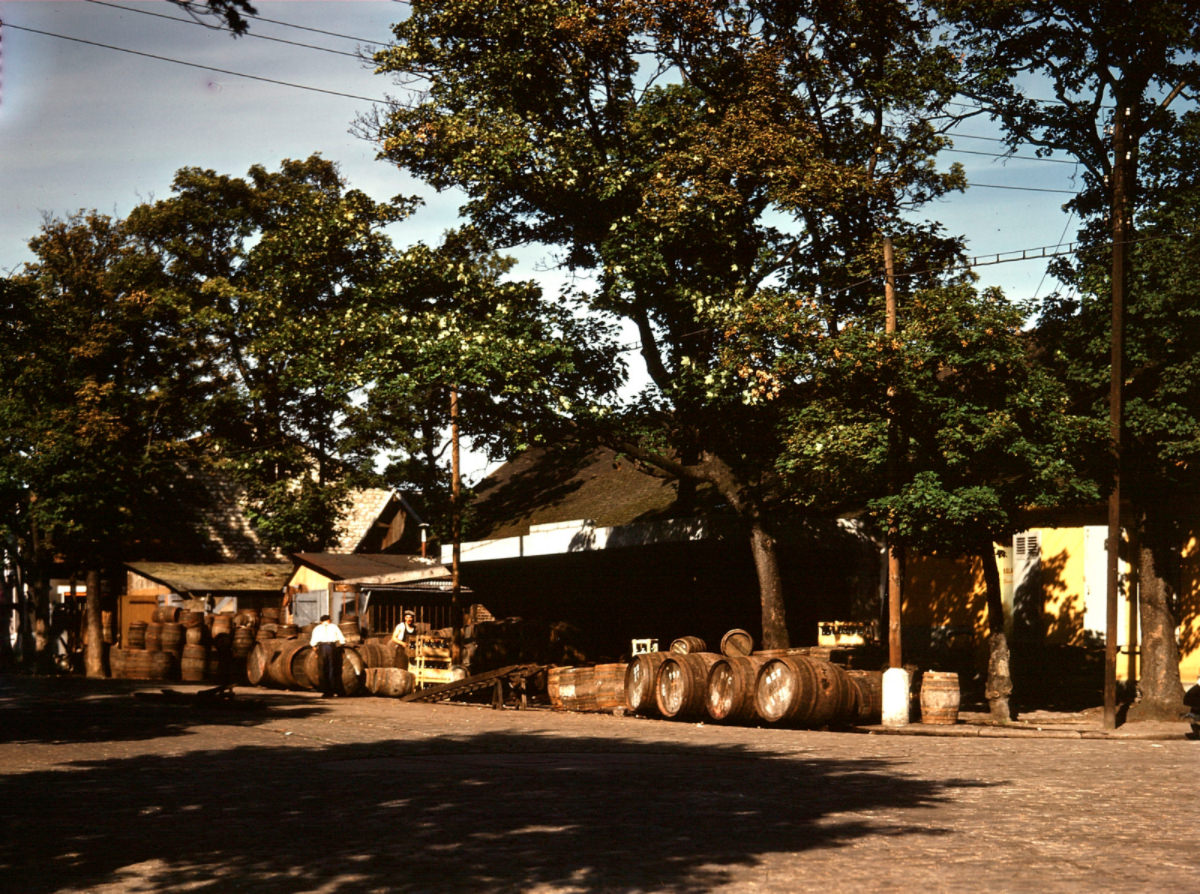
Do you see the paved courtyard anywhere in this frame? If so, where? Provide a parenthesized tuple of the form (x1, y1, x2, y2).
(1, 675, 1197, 893)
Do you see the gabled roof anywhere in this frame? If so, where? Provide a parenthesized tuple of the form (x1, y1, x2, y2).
(466, 444, 716, 541)
(125, 562, 292, 595)
(291, 552, 442, 581)
(332, 488, 397, 553)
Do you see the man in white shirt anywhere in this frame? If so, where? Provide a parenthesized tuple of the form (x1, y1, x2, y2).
(310, 614, 346, 697)
(391, 610, 416, 669)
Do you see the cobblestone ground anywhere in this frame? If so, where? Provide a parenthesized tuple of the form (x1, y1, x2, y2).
(1, 675, 1197, 893)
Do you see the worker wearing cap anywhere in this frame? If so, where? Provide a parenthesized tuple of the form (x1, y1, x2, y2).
(392, 610, 417, 646)
(310, 614, 346, 698)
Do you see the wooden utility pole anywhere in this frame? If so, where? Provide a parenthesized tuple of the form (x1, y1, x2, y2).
(450, 386, 463, 666)
(1104, 103, 1130, 730)
(884, 237, 902, 671)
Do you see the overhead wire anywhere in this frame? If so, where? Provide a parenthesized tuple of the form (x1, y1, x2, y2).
(0, 21, 389, 103)
(84, 0, 373, 59)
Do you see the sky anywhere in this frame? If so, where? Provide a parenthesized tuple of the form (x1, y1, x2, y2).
(0, 0, 1092, 473)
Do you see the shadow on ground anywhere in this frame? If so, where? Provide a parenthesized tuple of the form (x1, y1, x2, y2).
(0, 682, 995, 893)
(0, 675, 325, 746)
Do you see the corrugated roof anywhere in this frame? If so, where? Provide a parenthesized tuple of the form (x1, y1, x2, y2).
(124, 562, 292, 595)
(466, 444, 716, 541)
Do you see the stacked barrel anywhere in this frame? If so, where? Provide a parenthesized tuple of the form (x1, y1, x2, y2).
(544, 629, 883, 728)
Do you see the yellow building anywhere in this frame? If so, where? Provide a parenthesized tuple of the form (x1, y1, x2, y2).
(905, 526, 1200, 687)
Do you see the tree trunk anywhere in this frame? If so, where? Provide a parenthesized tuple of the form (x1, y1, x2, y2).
(84, 568, 104, 678)
(750, 520, 789, 650)
(0, 559, 14, 670)
(980, 540, 1012, 721)
(1127, 544, 1185, 721)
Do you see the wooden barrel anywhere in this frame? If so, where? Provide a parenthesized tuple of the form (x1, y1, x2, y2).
(234, 609, 259, 628)
(181, 643, 207, 682)
(180, 610, 204, 629)
(127, 621, 147, 650)
(265, 639, 311, 689)
(232, 627, 256, 659)
(669, 635, 707, 654)
(754, 655, 855, 727)
(706, 655, 770, 723)
(276, 623, 299, 639)
(257, 623, 278, 642)
(719, 629, 755, 657)
(261, 606, 280, 623)
(656, 652, 721, 719)
(185, 625, 206, 646)
(366, 667, 415, 698)
(124, 649, 152, 680)
(547, 666, 582, 710)
(303, 645, 365, 695)
(624, 652, 669, 715)
(159, 622, 184, 656)
(144, 622, 163, 653)
(246, 641, 277, 686)
(845, 669, 884, 723)
(570, 663, 626, 712)
(211, 614, 233, 638)
(148, 651, 177, 681)
(153, 605, 180, 624)
(338, 618, 362, 644)
(357, 641, 398, 669)
(919, 671, 960, 725)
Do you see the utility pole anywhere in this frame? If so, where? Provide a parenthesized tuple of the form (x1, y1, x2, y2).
(881, 236, 908, 726)
(450, 386, 463, 667)
(1104, 102, 1131, 730)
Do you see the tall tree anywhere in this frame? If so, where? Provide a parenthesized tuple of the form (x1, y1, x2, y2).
(126, 156, 406, 553)
(943, 0, 1200, 718)
(731, 282, 1102, 718)
(1, 213, 204, 675)
(370, 0, 965, 646)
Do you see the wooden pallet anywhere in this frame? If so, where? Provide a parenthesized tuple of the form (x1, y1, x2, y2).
(400, 663, 546, 708)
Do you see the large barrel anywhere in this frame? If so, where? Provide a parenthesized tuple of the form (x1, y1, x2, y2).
(338, 617, 363, 644)
(754, 655, 855, 727)
(656, 652, 721, 720)
(153, 605, 180, 624)
(180, 610, 205, 629)
(185, 625, 206, 646)
(303, 645, 365, 695)
(148, 651, 177, 681)
(919, 671, 960, 724)
(624, 652, 670, 715)
(181, 643, 208, 682)
(126, 621, 147, 651)
(124, 649, 152, 680)
(719, 629, 755, 657)
(357, 641, 398, 669)
(366, 667, 415, 698)
(549, 666, 619, 711)
(669, 635, 707, 654)
(246, 641, 278, 686)
(231, 627, 256, 659)
(266, 639, 311, 689)
(211, 614, 234, 638)
(706, 655, 770, 723)
(159, 622, 184, 657)
(144, 622, 163, 653)
(845, 669, 884, 723)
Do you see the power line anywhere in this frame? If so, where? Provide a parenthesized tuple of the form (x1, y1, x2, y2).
(944, 146, 1080, 166)
(1, 21, 388, 104)
(85, 0, 369, 59)
(968, 182, 1079, 195)
(234, 6, 392, 44)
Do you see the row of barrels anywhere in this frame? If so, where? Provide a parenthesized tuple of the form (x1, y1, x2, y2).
(244, 637, 406, 695)
(549, 652, 883, 728)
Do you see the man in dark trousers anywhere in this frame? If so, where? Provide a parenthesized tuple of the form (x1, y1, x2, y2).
(309, 615, 346, 697)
